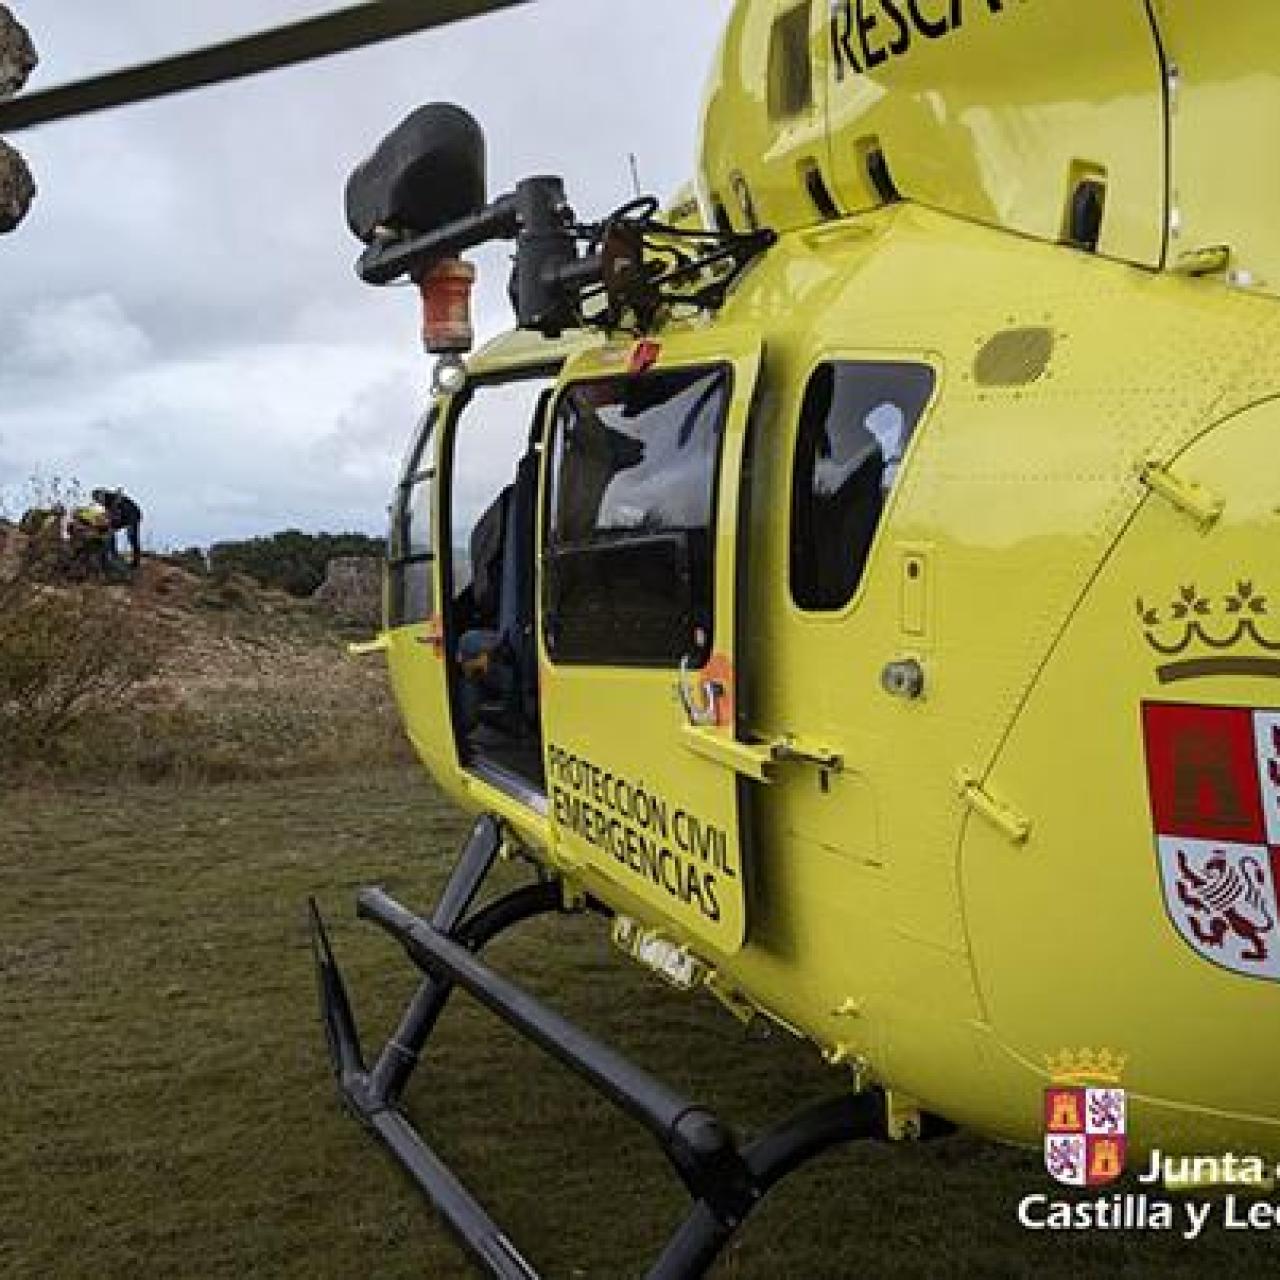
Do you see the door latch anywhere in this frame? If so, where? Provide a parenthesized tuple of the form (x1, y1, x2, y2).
(681, 728, 842, 783)
(958, 770, 1031, 846)
(1140, 459, 1224, 531)
(772, 735, 843, 772)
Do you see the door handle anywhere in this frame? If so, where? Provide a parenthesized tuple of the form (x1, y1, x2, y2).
(677, 655, 724, 727)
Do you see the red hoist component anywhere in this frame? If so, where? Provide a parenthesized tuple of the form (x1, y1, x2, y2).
(629, 339, 661, 375)
(417, 257, 476, 354)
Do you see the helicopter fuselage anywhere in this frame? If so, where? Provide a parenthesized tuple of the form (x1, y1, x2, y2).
(331, 0, 1280, 1199)
(381, 193, 1280, 1163)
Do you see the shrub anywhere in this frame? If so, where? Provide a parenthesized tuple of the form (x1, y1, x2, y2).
(158, 546, 209, 577)
(208, 530, 383, 597)
(0, 574, 157, 773)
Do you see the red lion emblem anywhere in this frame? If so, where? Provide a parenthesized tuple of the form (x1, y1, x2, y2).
(1143, 703, 1280, 981)
(1176, 850, 1274, 964)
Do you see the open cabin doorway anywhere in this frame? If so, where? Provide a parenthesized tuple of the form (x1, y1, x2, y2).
(441, 366, 558, 805)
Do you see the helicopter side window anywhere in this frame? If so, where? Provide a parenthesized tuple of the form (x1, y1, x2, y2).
(544, 366, 730, 667)
(387, 407, 437, 628)
(790, 362, 935, 612)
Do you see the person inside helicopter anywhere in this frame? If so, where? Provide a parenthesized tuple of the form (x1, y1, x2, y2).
(790, 361, 935, 611)
(447, 377, 551, 792)
(453, 447, 538, 742)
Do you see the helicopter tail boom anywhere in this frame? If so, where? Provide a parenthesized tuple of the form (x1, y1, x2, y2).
(309, 814, 930, 1278)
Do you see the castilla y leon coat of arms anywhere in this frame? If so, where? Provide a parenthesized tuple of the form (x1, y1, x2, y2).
(1142, 701, 1280, 981)
(1043, 1050, 1128, 1187)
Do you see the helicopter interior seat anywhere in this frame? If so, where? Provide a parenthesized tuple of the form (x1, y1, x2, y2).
(454, 447, 542, 772)
(792, 366, 891, 609)
(497, 446, 540, 728)
(454, 487, 510, 732)
(821, 463, 883, 599)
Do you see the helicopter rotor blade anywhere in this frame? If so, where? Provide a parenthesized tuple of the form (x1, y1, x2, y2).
(0, 0, 533, 135)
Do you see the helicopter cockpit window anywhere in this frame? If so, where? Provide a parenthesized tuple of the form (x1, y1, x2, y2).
(387, 407, 437, 628)
(544, 366, 730, 667)
(790, 362, 935, 612)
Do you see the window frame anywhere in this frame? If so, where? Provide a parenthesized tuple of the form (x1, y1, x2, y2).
(387, 406, 439, 629)
(541, 361, 736, 671)
(437, 362, 564, 622)
(787, 356, 939, 620)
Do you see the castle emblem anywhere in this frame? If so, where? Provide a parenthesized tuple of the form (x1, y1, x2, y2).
(1141, 702, 1280, 981)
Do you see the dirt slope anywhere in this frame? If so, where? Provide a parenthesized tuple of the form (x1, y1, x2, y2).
(0, 526, 405, 782)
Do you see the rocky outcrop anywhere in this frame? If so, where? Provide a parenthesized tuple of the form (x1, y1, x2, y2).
(0, 5, 37, 100)
(0, 520, 26, 582)
(312, 556, 381, 626)
(0, 7, 37, 233)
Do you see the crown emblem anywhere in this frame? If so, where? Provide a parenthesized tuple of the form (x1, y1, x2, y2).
(1044, 1048, 1128, 1086)
(1137, 580, 1280, 683)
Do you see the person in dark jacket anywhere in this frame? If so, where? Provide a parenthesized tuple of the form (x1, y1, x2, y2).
(91, 487, 143, 569)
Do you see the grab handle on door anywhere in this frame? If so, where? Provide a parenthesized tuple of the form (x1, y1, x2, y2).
(677, 655, 724, 727)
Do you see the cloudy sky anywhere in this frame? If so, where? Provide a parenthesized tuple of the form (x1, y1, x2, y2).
(0, 1, 733, 547)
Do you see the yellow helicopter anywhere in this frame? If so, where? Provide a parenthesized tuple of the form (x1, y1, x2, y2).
(5, 1, 1280, 1275)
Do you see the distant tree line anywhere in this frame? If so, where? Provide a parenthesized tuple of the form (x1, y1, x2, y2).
(167, 531, 383, 598)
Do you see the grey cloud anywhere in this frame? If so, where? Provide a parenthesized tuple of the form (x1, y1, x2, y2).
(8, 292, 152, 375)
(1, 0, 736, 544)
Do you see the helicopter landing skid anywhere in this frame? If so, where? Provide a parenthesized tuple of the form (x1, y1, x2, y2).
(309, 814, 921, 1279)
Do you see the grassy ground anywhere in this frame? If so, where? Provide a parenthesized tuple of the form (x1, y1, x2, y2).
(1, 768, 1275, 1279)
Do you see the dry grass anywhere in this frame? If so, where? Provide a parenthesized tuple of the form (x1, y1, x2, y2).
(0, 556, 410, 785)
(1, 769, 1274, 1279)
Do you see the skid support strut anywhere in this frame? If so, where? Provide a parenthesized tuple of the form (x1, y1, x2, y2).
(310, 814, 935, 1279)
